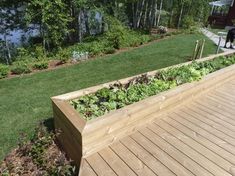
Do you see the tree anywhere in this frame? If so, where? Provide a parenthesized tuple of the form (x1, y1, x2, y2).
(0, 0, 25, 64)
(26, 0, 71, 50)
(156, 0, 163, 26)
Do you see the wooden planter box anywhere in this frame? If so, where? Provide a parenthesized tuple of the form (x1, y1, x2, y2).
(51, 51, 235, 167)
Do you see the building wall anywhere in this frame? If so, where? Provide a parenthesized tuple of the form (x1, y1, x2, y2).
(227, 3, 235, 25)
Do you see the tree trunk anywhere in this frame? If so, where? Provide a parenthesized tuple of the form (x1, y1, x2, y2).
(4, 34, 10, 65)
(132, 1, 141, 28)
(84, 10, 90, 35)
(143, 1, 148, 27)
(177, 3, 184, 29)
(132, 2, 136, 28)
(156, 0, 163, 27)
(137, 0, 146, 28)
(101, 15, 105, 33)
(153, 0, 158, 27)
(148, 0, 153, 29)
(151, 0, 157, 28)
(78, 10, 82, 42)
(68, 1, 80, 43)
(169, 9, 174, 27)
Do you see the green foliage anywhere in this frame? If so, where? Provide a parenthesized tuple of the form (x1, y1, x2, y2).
(157, 65, 202, 84)
(0, 64, 9, 79)
(11, 61, 32, 75)
(182, 16, 196, 29)
(104, 19, 126, 49)
(103, 47, 116, 54)
(16, 45, 48, 60)
(0, 172, 10, 176)
(71, 56, 235, 120)
(2, 124, 76, 175)
(57, 49, 71, 63)
(32, 60, 49, 70)
(29, 127, 53, 168)
(104, 17, 151, 49)
(31, 45, 46, 59)
(15, 47, 33, 61)
(26, 0, 71, 49)
(67, 22, 150, 57)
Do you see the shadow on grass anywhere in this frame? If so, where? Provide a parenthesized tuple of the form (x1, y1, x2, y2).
(43, 117, 55, 132)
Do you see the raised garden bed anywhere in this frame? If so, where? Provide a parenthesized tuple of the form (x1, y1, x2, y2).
(51, 51, 235, 167)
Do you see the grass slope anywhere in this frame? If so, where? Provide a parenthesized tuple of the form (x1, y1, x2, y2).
(0, 33, 217, 160)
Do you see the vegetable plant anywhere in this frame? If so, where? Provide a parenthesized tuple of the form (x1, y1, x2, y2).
(70, 56, 235, 121)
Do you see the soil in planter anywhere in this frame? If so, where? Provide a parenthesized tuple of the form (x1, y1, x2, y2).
(70, 55, 235, 121)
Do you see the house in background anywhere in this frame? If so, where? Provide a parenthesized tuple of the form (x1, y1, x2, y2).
(208, 0, 235, 27)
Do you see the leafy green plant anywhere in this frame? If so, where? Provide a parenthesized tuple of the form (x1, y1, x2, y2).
(182, 16, 196, 29)
(104, 47, 116, 54)
(57, 49, 71, 64)
(11, 61, 31, 75)
(0, 124, 76, 176)
(0, 64, 9, 79)
(70, 56, 235, 120)
(31, 45, 46, 59)
(32, 60, 49, 70)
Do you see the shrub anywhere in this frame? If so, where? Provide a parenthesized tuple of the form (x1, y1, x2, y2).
(11, 61, 31, 75)
(32, 60, 49, 70)
(105, 29, 124, 49)
(104, 47, 116, 54)
(87, 41, 106, 56)
(64, 19, 151, 59)
(57, 49, 71, 64)
(140, 34, 151, 43)
(182, 16, 196, 29)
(15, 47, 33, 61)
(0, 64, 9, 79)
(32, 45, 45, 59)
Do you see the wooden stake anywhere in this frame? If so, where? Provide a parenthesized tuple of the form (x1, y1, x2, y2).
(195, 40, 202, 60)
(192, 40, 199, 60)
(199, 39, 206, 59)
(216, 36, 222, 54)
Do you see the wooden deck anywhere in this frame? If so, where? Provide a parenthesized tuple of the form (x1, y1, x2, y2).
(79, 77, 235, 176)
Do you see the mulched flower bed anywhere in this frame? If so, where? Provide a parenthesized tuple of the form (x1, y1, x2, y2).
(0, 125, 76, 176)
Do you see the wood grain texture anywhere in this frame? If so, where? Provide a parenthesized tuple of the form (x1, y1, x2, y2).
(51, 52, 235, 171)
(79, 77, 235, 176)
(81, 63, 235, 157)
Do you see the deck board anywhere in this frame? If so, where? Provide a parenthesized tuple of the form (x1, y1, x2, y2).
(153, 119, 232, 172)
(110, 142, 156, 176)
(80, 77, 235, 176)
(120, 137, 176, 176)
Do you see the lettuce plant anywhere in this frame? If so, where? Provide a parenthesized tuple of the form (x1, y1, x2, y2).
(70, 56, 235, 120)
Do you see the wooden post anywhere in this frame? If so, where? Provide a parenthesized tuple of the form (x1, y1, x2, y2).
(192, 40, 199, 60)
(195, 40, 202, 60)
(216, 36, 222, 54)
(199, 39, 206, 59)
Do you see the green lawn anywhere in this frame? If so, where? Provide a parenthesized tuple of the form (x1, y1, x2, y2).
(0, 33, 217, 160)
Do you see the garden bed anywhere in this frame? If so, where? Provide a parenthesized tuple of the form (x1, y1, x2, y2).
(51, 51, 235, 167)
